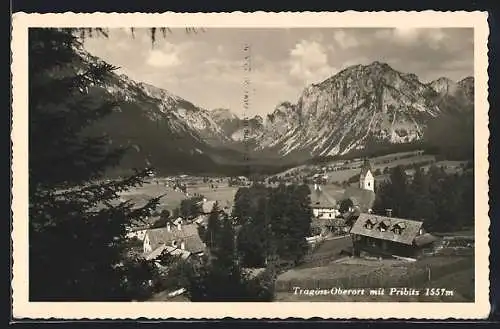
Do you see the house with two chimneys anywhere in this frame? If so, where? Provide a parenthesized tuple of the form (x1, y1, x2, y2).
(350, 210, 438, 259)
(126, 199, 222, 262)
(311, 183, 340, 220)
(142, 221, 206, 261)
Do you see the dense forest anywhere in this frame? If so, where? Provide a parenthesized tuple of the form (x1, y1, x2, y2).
(232, 184, 313, 268)
(373, 165, 474, 232)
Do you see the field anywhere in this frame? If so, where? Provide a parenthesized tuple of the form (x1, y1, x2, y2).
(276, 229, 475, 302)
(314, 184, 346, 200)
(275, 255, 474, 302)
(119, 181, 239, 213)
(325, 154, 436, 183)
(297, 235, 352, 269)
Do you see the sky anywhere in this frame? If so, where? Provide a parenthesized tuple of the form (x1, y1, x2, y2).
(82, 28, 474, 117)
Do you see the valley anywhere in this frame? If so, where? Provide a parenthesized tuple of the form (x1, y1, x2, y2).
(76, 49, 474, 177)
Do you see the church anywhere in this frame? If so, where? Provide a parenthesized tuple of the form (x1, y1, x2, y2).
(359, 159, 374, 192)
(342, 159, 376, 213)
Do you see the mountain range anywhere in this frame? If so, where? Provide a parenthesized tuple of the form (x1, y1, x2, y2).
(80, 50, 474, 175)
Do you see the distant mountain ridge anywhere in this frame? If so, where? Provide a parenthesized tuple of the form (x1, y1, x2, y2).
(81, 47, 474, 173)
(234, 62, 473, 161)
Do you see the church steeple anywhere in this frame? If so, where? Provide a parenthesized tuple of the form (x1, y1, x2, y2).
(360, 158, 372, 178)
(359, 158, 374, 191)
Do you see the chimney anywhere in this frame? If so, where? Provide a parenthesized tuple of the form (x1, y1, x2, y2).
(177, 222, 182, 231)
(385, 208, 393, 217)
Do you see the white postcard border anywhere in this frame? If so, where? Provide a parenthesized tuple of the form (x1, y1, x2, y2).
(11, 11, 490, 319)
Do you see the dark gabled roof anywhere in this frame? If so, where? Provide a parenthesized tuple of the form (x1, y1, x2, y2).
(360, 159, 372, 177)
(350, 213, 423, 245)
(145, 224, 205, 254)
(310, 189, 337, 209)
(342, 187, 376, 212)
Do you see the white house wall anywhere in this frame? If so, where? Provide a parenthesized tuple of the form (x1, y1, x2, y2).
(313, 208, 340, 219)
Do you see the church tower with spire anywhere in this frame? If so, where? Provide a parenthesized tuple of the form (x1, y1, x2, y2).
(359, 158, 374, 192)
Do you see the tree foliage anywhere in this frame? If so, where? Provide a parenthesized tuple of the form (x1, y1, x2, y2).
(29, 28, 162, 301)
(373, 165, 474, 232)
(179, 195, 204, 220)
(339, 198, 354, 213)
(233, 184, 313, 268)
(184, 207, 274, 301)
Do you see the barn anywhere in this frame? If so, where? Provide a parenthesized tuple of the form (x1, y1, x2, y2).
(350, 213, 438, 258)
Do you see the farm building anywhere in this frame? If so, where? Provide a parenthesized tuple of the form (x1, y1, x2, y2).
(342, 186, 376, 213)
(142, 222, 206, 261)
(310, 217, 348, 236)
(350, 213, 438, 258)
(194, 199, 217, 214)
(310, 184, 340, 219)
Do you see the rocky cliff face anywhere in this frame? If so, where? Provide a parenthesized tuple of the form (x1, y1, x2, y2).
(208, 109, 265, 142)
(83, 46, 474, 170)
(253, 61, 449, 158)
(78, 52, 247, 175)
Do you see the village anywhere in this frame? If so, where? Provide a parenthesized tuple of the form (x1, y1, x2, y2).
(122, 158, 475, 302)
(23, 24, 483, 315)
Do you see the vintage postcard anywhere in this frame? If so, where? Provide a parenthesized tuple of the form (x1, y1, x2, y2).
(11, 11, 490, 319)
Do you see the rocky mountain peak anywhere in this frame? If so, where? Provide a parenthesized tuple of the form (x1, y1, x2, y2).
(255, 61, 446, 158)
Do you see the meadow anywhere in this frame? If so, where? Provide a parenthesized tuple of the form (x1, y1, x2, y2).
(118, 181, 239, 213)
(274, 255, 474, 302)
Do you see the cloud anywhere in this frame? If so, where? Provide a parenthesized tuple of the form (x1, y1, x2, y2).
(145, 42, 182, 68)
(82, 28, 473, 116)
(374, 28, 448, 50)
(289, 40, 336, 84)
(393, 27, 420, 41)
(333, 30, 359, 49)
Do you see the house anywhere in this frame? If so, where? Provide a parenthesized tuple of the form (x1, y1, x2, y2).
(342, 186, 376, 213)
(310, 184, 339, 219)
(325, 217, 350, 234)
(200, 199, 217, 214)
(194, 214, 210, 227)
(172, 217, 183, 225)
(350, 212, 438, 258)
(125, 226, 149, 241)
(142, 222, 206, 261)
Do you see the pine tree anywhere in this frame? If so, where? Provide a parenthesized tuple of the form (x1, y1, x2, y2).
(185, 209, 274, 301)
(373, 166, 410, 217)
(237, 195, 271, 267)
(29, 28, 161, 301)
(232, 187, 251, 225)
(408, 168, 437, 228)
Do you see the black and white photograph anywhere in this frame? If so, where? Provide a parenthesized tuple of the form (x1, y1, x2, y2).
(11, 12, 490, 319)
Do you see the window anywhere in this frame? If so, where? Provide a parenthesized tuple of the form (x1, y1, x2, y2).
(378, 221, 390, 232)
(391, 222, 406, 235)
(364, 219, 378, 229)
